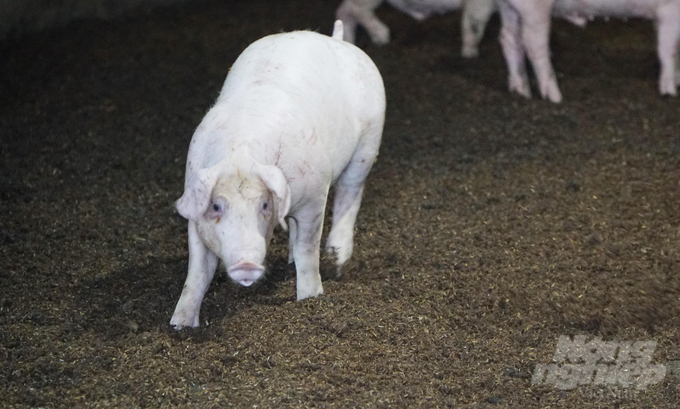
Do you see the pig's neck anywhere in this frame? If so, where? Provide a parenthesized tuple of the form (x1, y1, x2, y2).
(197, 100, 292, 169)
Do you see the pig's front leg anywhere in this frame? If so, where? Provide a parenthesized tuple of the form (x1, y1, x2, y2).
(337, 0, 390, 45)
(656, 4, 680, 96)
(291, 200, 327, 300)
(498, 0, 532, 98)
(461, 0, 496, 58)
(170, 221, 218, 329)
(288, 217, 297, 264)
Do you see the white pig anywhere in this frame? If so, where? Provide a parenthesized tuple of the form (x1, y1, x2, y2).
(498, 0, 680, 102)
(169, 21, 385, 329)
(336, 0, 497, 57)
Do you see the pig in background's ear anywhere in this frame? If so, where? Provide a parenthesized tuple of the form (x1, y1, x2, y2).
(176, 167, 217, 221)
(256, 163, 291, 231)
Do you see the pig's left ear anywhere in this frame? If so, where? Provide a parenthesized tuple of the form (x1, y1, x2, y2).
(256, 164, 291, 231)
(176, 167, 217, 221)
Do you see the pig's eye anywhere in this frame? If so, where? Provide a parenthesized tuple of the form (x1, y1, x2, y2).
(262, 201, 269, 211)
(208, 198, 226, 219)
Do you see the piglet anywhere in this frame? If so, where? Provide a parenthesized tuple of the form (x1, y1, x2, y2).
(337, 0, 497, 57)
(498, 0, 680, 102)
(169, 21, 385, 329)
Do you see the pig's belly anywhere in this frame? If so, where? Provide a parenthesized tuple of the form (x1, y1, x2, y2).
(388, 0, 463, 20)
(553, 0, 660, 20)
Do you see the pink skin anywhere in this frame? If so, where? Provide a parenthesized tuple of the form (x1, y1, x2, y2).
(201, 183, 273, 287)
(656, 2, 680, 95)
(336, 0, 497, 58)
(227, 262, 265, 287)
(498, 0, 680, 102)
(169, 24, 385, 329)
(168, 221, 218, 329)
(170, 169, 283, 329)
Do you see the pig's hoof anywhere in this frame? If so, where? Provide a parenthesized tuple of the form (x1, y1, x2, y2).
(540, 79, 563, 103)
(170, 312, 199, 330)
(297, 287, 323, 300)
(509, 78, 531, 99)
(321, 248, 343, 279)
(461, 46, 479, 59)
(544, 88, 563, 103)
(659, 82, 677, 96)
(325, 241, 352, 267)
(511, 87, 532, 100)
(296, 278, 324, 300)
(326, 225, 354, 267)
(369, 26, 390, 46)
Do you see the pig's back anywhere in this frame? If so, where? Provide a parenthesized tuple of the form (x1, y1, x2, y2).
(215, 31, 384, 181)
(220, 30, 383, 125)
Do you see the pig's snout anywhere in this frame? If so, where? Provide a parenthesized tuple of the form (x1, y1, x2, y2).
(227, 261, 265, 287)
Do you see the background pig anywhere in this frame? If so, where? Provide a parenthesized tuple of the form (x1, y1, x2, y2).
(169, 21, 386, 329)
(336, 0, 497, 57)
(498, 0, 680, 102)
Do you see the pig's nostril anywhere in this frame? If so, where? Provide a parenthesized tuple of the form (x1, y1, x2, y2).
(228, 261, 265, 273)
(227, 262, 265, 287)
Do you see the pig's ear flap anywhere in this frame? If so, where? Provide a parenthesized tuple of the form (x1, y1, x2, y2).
(257, 164, 291, 231)
(176, 167, 217, 221)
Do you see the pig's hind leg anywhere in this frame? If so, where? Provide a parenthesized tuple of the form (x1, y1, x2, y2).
(170, 221, 218, 329)
(326, 132, 381, 273)
(656, 3, 680, 95)
(498, 0, 532, 99)
(514, 1, 562, 102)
(676, 51, 680, 86)
(461, 0, 496, 58)
(337, 0, 390, 45)
(337, 0, 361, 44)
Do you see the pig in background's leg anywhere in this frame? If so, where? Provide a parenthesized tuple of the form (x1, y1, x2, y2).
(326, 139, 379, 272)
(336, 0, 360, 44)
(336, 0, 390, 45)
(514, 1, 562, 102)
(522, 22, 562, 102)
(288, 217, 297, 264)
(170, 221, 218, 329)
(498, 1, 532, 99)
(655, 4, 680, 96)
(461, 0, 496, 58)
(292, 198, 328, 300)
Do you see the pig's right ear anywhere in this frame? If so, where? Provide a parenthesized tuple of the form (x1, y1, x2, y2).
(176, 167, 216, 221)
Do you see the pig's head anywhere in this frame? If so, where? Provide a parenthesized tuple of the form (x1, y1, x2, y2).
(175, 159, 291, 287)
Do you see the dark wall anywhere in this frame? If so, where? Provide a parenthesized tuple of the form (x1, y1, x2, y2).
(0, 0, 191, 38)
